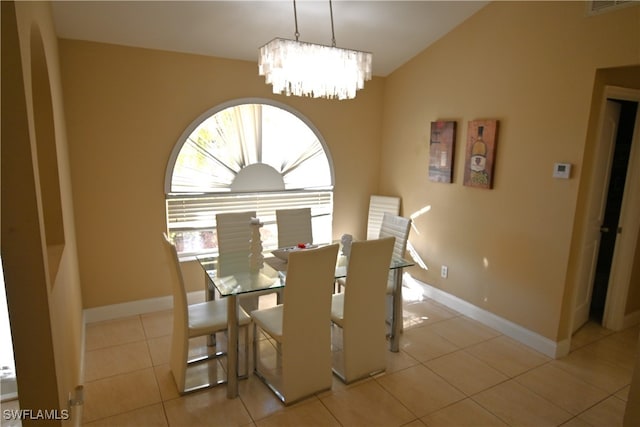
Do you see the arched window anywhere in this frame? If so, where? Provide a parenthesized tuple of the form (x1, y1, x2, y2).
(165, 100, 334, 255)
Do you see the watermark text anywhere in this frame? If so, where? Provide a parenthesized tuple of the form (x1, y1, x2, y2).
(3, 409, 70, 421)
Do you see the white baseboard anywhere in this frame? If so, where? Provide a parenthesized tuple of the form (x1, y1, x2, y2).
(84, 278, 569, 358)
(84, 295, 174, 323)
(0, 376, 18, 402)
(406, 275, 569, 359)
(83, 292, 205, 324)
(79, 312, 86, 383)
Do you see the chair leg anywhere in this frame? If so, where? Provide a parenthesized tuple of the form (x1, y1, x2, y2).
(252, 322, 258, 373)
(244, 323, 250, 377)
(207, 332, 217, 347)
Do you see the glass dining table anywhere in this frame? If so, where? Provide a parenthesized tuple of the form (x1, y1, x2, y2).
(196, 250, 414, 399)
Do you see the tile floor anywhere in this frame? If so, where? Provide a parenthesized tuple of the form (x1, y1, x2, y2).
(25, 284, 640, 426)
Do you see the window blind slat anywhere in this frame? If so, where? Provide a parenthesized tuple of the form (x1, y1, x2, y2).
(166, 191, 332, 230)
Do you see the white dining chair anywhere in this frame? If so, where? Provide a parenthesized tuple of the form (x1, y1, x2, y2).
(251, 243, 339, 405)
(378, 213, 412, 336)
(335, 195, 400, 294)
(162, 233, 252, 394)
(276, 207, 313, 248)
(215, 211, 255, 277)
(216, 211, 279, 311)
(335, 194, 400, 292)
(330, 237, 395, 383)
(367, 195, 401, 240)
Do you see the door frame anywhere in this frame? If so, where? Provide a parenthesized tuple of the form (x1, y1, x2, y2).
(572, 97, 620, 333)
(602, 86, 640, 330)
(575, 85, 640, 332)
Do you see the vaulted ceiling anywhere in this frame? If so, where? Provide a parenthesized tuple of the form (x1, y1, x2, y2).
(51, 1, 488, 77)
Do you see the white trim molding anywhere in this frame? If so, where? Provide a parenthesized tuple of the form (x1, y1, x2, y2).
(84, 295, 173, 324)
(83, 291, 203, 324)
(85, 277, 572, 358)
(406, 275, 570, 359)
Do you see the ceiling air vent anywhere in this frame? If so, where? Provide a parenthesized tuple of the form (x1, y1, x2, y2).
(588, 0, 636, 15)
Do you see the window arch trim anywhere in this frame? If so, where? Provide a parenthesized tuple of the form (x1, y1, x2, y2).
(164, 97, 335, 195)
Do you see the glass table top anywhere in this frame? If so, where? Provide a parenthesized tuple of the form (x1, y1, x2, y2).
(197, 251, 414, 298)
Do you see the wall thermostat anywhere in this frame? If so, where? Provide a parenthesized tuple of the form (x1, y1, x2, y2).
(553, 163, 571, 179)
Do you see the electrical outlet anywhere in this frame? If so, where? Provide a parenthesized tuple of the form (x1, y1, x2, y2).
(441, 265, 448, 279)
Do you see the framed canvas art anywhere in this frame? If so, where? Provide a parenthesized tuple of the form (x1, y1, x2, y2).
(429, 120, 456, 183)
(463, 119, 499, 189)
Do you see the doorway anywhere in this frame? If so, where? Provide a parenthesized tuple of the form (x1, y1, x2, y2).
(572, 84, 640, 335)
(590, 100, 639, 323)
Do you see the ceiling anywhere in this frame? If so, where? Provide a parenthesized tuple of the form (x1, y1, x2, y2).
(51, 1, 488, 77)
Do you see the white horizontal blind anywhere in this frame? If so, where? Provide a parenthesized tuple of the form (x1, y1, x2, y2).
(166, 190, 333, 255)
(167, 190, 332, 229)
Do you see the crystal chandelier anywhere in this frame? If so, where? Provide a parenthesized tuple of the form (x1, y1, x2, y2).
(258, 0, 372, 100)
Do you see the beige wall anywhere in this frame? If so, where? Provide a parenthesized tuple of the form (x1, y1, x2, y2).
(628, 230, 640, 314)
(2, 0, 84, 423)
(58, 1, 640, 342)
(59, 40, 386, 308)
(380, 1, 639, 341)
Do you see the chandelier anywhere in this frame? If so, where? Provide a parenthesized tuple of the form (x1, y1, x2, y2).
(258, 0, 372, 100)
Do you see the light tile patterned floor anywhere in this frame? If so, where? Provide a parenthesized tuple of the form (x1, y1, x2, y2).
(76, 288, 637, 426)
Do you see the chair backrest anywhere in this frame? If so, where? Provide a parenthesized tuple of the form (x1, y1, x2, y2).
(342, 237, 395, 381)
(216, 211, 256, 275)
(162, 233, 189, 390)
(276, 208, 313, 248)
(367, 195, 401, 240)
(216, 211, 256, 252)
(378, 212, 411, 260)
(162, 233, 188, 327)
(281, 243, 339, 401)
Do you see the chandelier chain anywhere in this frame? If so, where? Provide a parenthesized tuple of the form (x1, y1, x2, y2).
(292, 0, 337, 46)
(329, 0, 336, 47)
(293, 0, 300, 41)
